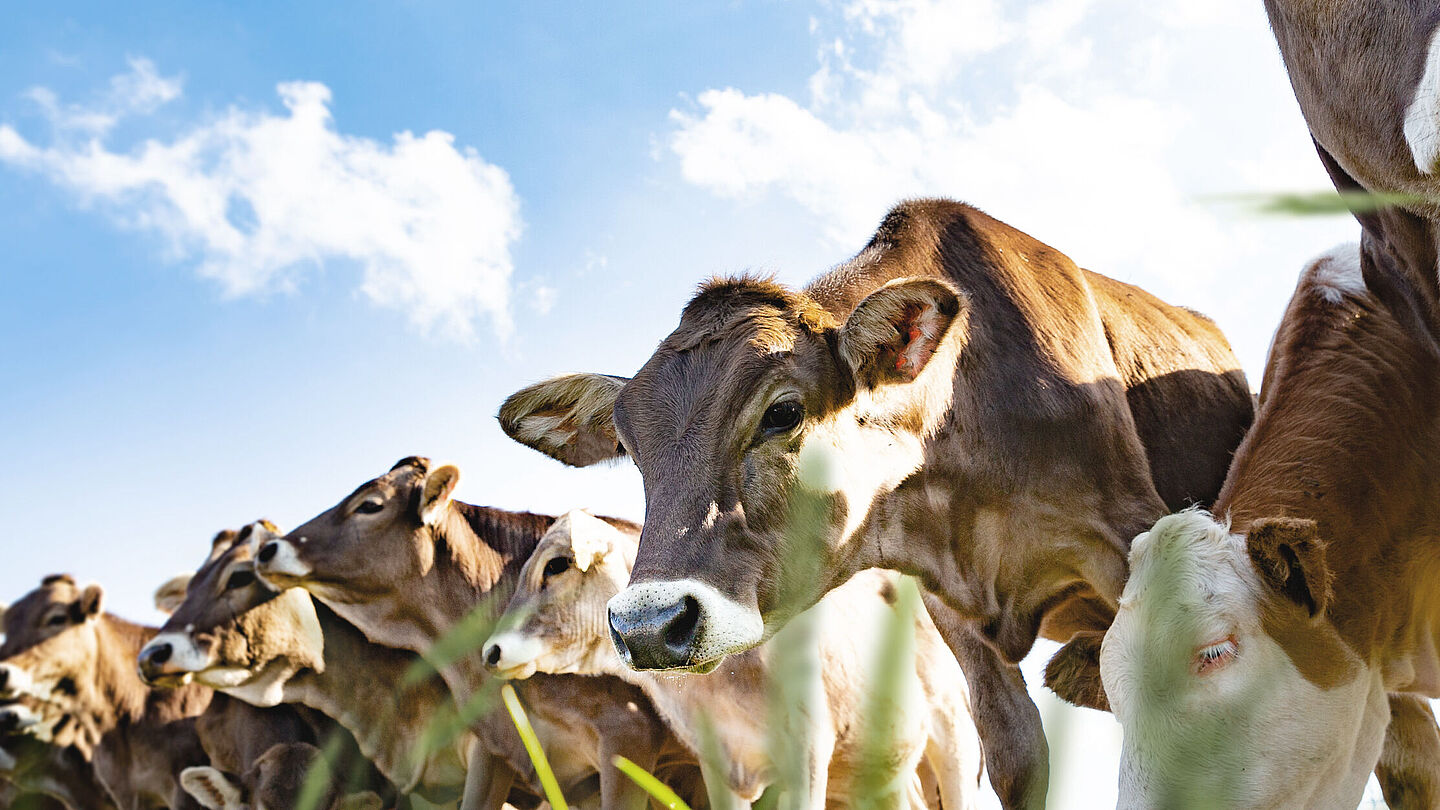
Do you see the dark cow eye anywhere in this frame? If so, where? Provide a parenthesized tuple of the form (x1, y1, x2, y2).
(355, 500, 385, 515)
(45, 614, 67, 627)
(760, 400, 804, 434)
(225, 570, 257, 591)
(543, 557, 571, 579)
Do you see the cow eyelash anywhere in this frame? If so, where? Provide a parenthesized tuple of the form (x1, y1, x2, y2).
(354, 500, 385, 515)
(1194, 637, 1238, 674)
(45, 614, 67, 627)
(543, 557, 571, 579)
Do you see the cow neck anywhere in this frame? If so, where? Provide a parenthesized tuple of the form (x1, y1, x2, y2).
(1216, 269, 1440, 665)
(86, 616, 166, 730)
(285, 600, 459, 794)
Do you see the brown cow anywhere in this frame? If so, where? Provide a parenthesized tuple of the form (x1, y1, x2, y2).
(482, 510, 983, 808)
(0, 575, 213, 809)
(138, 522, 472, 805)
(0, 697, 116, 809)
(180, 742, 383, 810)
(1066, 244, 1440, 807)
(253, 458, 701, 810)
(496, 198, 1254, 807)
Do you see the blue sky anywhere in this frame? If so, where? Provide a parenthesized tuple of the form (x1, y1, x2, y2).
(0, 1, 1375, 805)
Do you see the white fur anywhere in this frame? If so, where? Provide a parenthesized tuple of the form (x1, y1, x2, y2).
(797, 409, 928, 546)
(559, 510, 612, 572)
(215, 665, 291, 707)
(608, 578, 765, 669)
(1101, 511, 1387, 809)
(143, 631, 214, 675)
(0, 703, 41, 736)
(181, 766, 244, 810)
(483, 631, 547, 679)
(1405, 27, 1440, 174)
(0, 663, 34, 699)
(255, 538, 312, 580)
(1306, 243, 1365, 305)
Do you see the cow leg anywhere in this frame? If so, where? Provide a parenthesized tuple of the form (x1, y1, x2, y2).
(598, 741, 653, 810)
(922, 592, 1047, 810)
(1376, 693, 1440, 810)
(461, 748, 516, 810)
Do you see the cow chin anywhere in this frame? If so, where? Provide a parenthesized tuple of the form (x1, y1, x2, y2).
(607, 579, 764, 671)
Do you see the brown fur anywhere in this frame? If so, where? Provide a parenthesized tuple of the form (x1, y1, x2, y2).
(498, 198, 1254, 807)
(0, 577, 213, 809)
(0, 715, 117, 809)
(255, 458, 699, 809)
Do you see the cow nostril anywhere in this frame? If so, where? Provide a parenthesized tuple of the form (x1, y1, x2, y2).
(0, 669, 9, 691)
(148, 643, 173, 666)
(258, 542, 279, 564)
(663, 595, 701, 652)
(485, 644, 502, 668)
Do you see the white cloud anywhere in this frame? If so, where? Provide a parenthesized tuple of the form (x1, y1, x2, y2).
(668, 0, 1357, 380)
(0, 59, 522, 339)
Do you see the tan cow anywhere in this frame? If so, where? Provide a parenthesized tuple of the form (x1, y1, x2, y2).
(0, 575, 214, 809)
(482, 510, 982, 808)
(253, 458, 702, 810)
(1064, 245, 1440, 808)
(0, 696, 117, 809)
(138, 521, 472, 806)
(497, 198, 1254, 807)
(181, 742, 383, 810)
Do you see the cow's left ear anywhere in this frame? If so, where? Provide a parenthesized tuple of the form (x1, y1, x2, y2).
(71, 585, 104, 623)
(1044, 630, 1110, 711)
(418, 464, 461, 526)
(153, 574, 192, 615)
(180, 766, 244, 810)
(839, 277, 967, 388)
(1246, 517, 1333, 618)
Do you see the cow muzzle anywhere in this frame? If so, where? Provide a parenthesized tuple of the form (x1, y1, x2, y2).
(0, 703, 39, 737)
(607, 579, 764, 671)
(137, 633, 201, 687)
(255, 538, 313, 584)
(0, 665, 32, 700)
(482, 632, 544, 680)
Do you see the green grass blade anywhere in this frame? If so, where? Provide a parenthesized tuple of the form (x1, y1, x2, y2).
(501, 682, 569, 810)
(613, 755, 693, 810)
(853, 575, 920, 809)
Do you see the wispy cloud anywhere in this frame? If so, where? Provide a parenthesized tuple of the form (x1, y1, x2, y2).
(0, 59, 522, 339)
(667, 0, 1354, 377)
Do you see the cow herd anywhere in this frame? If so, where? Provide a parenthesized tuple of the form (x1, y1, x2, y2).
(5, 2, 1440, 809)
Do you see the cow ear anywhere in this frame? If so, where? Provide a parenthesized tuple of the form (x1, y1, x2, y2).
(153, 574, 192, 615)
(498, 373, 629, 467)
(71, 585, 104, 623)
(565, 512, 615, 573)
(1246, 517, 1333, 618)
(839, 277, 967, 388)
(418, 464, 461, 526)
(1044, 630, 1109, 711)
(180, 766, 245, 810)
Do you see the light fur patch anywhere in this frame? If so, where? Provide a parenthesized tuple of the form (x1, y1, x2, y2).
(255, 539, 312, 580)
(483, 631, 547, 679)
(181, 766, 245, 810)
(608, 578, 764, 668)
(143, 631, 213, 675)
(0, 663, 35, 699)
(1304, 243, 1365, 305)
(1405, 27, 1440, 174)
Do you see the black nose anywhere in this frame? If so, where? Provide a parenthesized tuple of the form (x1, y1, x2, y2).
(608, 595, 701, 670)
(0, 711, 17, 736)
(258, 541, 279, 564)
(0, 669, 8, 693)
(484, 644, 502, 669)
(137, 643, 173, 683)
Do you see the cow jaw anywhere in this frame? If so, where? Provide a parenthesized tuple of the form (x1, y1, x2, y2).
(1101, 511, 1385, 809)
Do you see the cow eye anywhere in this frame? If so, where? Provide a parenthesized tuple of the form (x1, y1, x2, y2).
(543, 557, 571, 579)
(45, 614, 67, 627)
(355, 499, 385, 515)
(760, 400, 804, 434)
(225, 570, 257, 591)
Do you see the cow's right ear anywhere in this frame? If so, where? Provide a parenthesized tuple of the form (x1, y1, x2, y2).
(839, 277, 967, 389)
(153, 574, 192, 615)
(71, 585, 104, 623)
(1043, 630, 1109, 711)
(180, 766, 245, 810)
(1247, 517, 1333, 618)
(498, 373, 629, 467)
(418, 464, 462, 526)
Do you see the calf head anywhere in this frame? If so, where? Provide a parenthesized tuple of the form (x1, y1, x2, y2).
(139, 522, 324, 706)
(0, 576, 105, 706)
(501, 272, 967, 671)
(483, 510, 636, 679)
(181, 742, 382, 810)
(1097, 510, 1384, 808)
(252, 457, 467, 645)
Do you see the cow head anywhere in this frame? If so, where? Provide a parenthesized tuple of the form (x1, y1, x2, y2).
(182, 742, 383, 810)
(138, 522, 324, 705)
(1097, 510, 1385, 808)
(501, 271, 967, 671)
(0, 576, 106, 706)
(483, 510, 636, 679)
